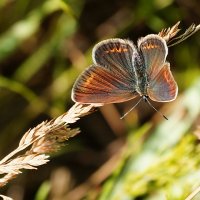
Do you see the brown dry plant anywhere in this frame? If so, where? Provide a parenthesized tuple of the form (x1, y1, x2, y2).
(0, 103, 94, 198)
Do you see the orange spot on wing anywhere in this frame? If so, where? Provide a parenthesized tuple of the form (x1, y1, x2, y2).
(142, 43, 159, 50)
(105, 47, 128, 53)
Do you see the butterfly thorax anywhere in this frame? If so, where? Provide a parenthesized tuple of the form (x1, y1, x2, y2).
(137, 76, 148, 96)
(134, 53, 148, 96)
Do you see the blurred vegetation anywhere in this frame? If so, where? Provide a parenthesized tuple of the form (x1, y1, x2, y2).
(0, 0, 199, 199)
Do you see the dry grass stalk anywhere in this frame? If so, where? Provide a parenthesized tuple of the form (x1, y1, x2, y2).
(158, 21, 181, 42)
(0, 103, 94, 191)
(0, 195, 13, 200)
(159, 21, 200, 47)
(194, 126, 200, 140)
(185, 185, 200, 200)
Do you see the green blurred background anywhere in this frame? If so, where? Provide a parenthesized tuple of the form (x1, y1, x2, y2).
(0, 0, 200, 199)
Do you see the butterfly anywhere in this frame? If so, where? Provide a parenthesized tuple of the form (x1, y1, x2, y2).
(71, 34, 178, 118)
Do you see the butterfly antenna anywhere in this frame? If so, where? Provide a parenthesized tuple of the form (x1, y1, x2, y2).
(144, 97, 168, 120)
(120, 97, 143, 119)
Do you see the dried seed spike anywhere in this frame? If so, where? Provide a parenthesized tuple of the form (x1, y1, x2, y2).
(0, 194, 13, 200)
(0, 102, 94, 189)
(159, 21, 181, 42)
(167, 23, 200, 47)
(158, 21, 200, 47)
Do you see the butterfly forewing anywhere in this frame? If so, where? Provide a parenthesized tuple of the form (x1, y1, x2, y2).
(92, 39, 138, 81)
(138, 34, 168, 79)
(147, 63, 178, 102)
(72, 64, 138, 104)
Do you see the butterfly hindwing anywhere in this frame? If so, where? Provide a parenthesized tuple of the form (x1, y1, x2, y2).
(147, 63, 178, 102)
(72, 64, 138, 104)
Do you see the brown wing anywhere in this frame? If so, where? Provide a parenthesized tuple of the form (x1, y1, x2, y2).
(92, 38, 138, 82)
(147, 63, 178, 102)
(138, 34, 168, 80)
(72, 64, 138, 104)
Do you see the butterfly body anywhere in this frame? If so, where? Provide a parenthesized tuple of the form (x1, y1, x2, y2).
(72, 34, 178, 106)
(132, 53, 148, 96)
